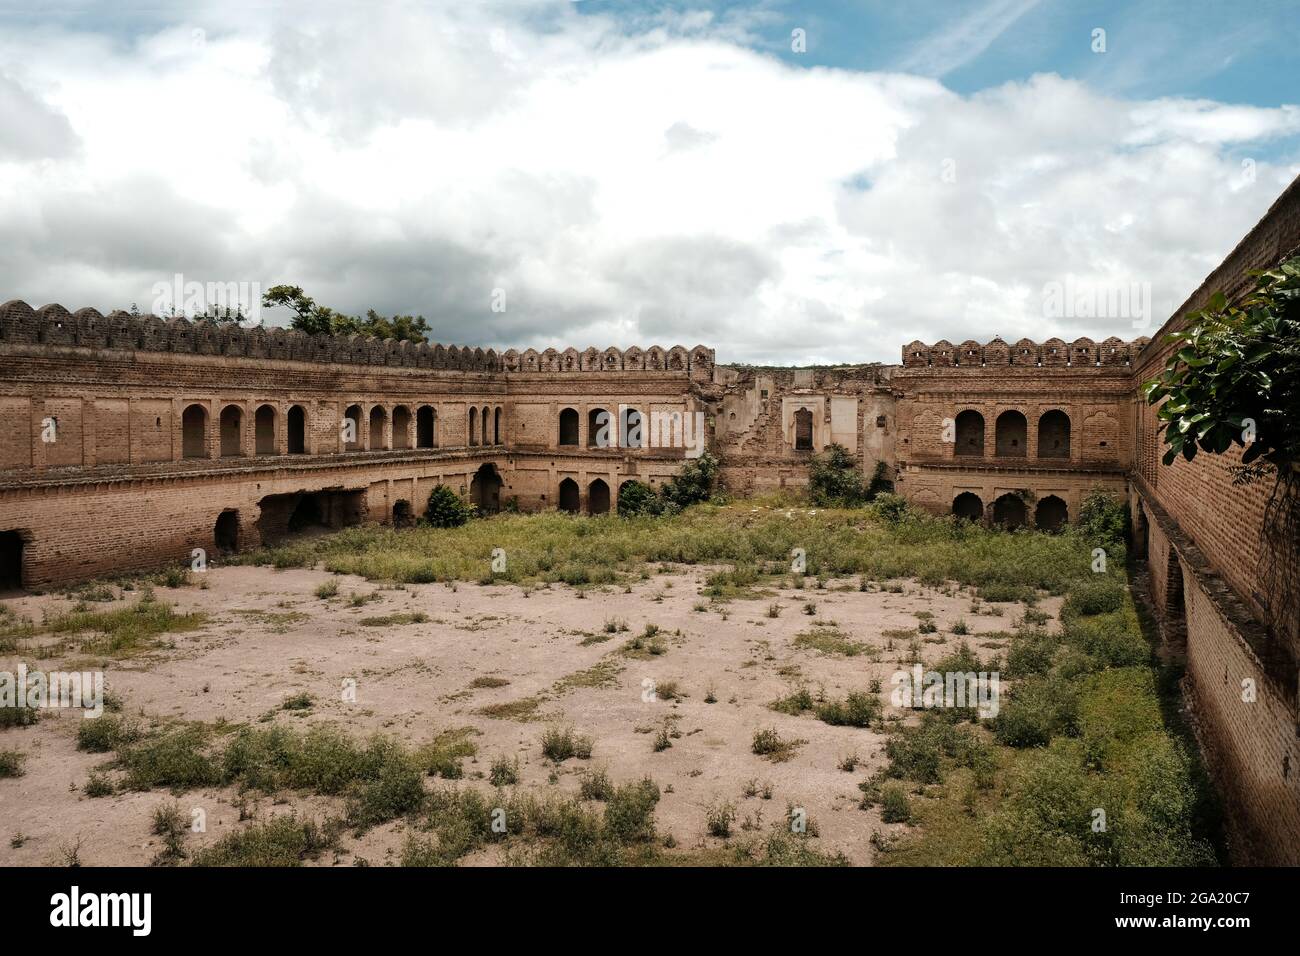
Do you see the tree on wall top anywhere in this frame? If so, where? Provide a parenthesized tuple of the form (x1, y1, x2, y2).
(1143, 254, 1300, 647)
(261, 285, 432, 343)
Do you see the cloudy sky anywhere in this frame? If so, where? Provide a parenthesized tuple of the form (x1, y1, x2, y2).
(1, 0, 1297, 363)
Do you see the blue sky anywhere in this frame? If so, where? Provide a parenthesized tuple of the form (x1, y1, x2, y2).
(0, 0, 1297, 362)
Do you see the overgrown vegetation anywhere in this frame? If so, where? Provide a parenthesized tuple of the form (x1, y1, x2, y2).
(867, 497, 1220, 865)
(807, 444, 893, 507)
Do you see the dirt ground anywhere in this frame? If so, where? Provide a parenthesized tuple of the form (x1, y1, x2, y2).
(0, 565, 1058, 866)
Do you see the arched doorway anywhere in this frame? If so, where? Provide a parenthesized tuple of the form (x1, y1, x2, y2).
(992, 493, 1027, 529)
(392, 406, 411, 450)
(393, 500, 413, 527)
(1035, 495, 1068, 531)
(368, 406, 387, 451)
(952, 492, 984, 521)
(995, 410, 1027, 457)
(588, 408, 611, 448)
(255, 404, 276, 455)
(588, 478, 610, 515)
(793, 408, 813, 450)
(558, 477, 580, 513)
(214, 510, 239, 553)
(417, 406, 436, 448)
(954, 410, 985, 456)
(470, 463, 503, 513)
(219, 405, 242, 457)
(559, 408, 579, 446)
(1037, 410, 1070, 459)
(621, 408, 644, 448)
(182, 404, 208, 458)
(343, 404, 362, 451)
(287, 405, 306, 454)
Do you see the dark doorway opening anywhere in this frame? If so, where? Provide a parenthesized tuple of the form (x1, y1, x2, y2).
(794, 408, 813, 450)
(288, 405, 306, 454)
(952, 492, 983, 521)
(588, 478, 610, 515)
(559, 408, 579, 446)
(393, 500, 413, 527)
(417, 406, 435, 448)
(214, 510, 239, 553)
(0, 530, 24, 591)
(471, 463, 503, 514)
(257, 490, 364, 544)
(992, 493, 1027, 529)
(1035, 495, 1068, 531)
(558, 477, 580, 513)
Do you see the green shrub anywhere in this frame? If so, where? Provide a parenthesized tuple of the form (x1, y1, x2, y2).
(424, 484, 473, 528)
(808, 444, 868, 506)
(815, 691, 880, 727)
(616, 480, 661, 517)
(191, 816, 339, 867)
(880, 783, 912, 823)
(1064, 578, 1125, 617)
(603, 778, 660, 843)
(0, 750, 25, 778)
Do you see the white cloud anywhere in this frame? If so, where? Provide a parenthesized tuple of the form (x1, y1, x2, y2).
(0, 1, 1295, 363)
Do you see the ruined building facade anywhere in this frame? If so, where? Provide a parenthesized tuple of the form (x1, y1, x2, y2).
(3, 177, 1299, 863)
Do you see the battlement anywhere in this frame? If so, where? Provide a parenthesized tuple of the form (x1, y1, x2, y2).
(901, 335, 1149, 369)
(0, 299, 713, 376)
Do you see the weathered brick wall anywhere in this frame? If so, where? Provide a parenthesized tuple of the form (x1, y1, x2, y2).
(0, 311, 704, 586)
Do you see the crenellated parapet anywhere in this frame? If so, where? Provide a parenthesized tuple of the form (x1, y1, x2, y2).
(901, 334, 1140, 368)
(0, 299, 501, 372)
(501, 343, 714, 376)
(1, 299, 716, 377)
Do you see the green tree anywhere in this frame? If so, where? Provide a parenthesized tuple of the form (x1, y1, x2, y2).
(1143, 255, 1300, 645)
(260, 286, 431, 343)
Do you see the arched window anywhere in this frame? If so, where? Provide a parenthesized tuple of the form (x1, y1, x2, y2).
(219, 405, 242, 457)
(255, 404, 276, 455)
(559, 408, 579, 446)
(954, 411, 984, 456)
(368, 406, 387, 451)
(469, 406, 479, 446)
(1037, 410, 1070, 459)
(287, 405, 306, 454)
(995, 410, 1027, 457)
(494, 407, 502, 445)
(416, 406, 436, 448)
(392, 406, 411, 450)
(342, 404, 362, 451)
(558, 477, 580, 512)
(481, 405, 490, 447)
(952, 492, 983, 521)
(588, 478, 610, 515)
(588, 408, 612, 448)
(793, 408, 813, 450)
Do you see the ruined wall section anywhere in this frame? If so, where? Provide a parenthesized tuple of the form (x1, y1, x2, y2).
(706, 364, 896, 497)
